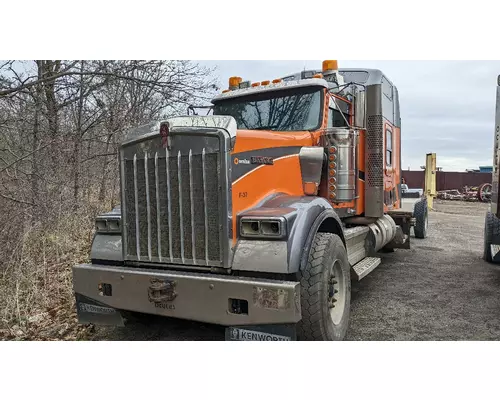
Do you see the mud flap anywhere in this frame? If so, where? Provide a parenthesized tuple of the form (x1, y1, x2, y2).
(75, 293, 125, 327)
(491, 244, 500, 263)
(386, 211, 413, 250)
(225, 324, 296, 341)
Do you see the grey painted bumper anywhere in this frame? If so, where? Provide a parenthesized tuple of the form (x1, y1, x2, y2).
(73, 264, 301, 326)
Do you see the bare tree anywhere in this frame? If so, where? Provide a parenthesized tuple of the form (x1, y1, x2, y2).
(0, 60, 218, 338)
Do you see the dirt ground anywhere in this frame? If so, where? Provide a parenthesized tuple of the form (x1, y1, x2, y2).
(93, 200, 500, 341)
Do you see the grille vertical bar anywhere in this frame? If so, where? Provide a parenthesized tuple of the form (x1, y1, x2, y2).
(189, 150, 196, 264)
(144, 152, 152, 261)
(155, 152, 162, 262)
(133, 154, 140, 261)
(166, 148, 173, 262)
(202, 148, 209, 266)
(177, 151, 185, 263)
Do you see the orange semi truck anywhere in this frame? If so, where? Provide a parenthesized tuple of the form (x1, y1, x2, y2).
(72, 60, 428, 341)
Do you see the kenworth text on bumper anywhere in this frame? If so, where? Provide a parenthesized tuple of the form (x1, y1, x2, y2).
(72, 60, 429, 341)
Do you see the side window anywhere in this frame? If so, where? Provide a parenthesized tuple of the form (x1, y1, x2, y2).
(328, 97, 350, 128)
(386, 128, 393, 166)
(382, 76, 393, 100)
(328, 107, 333, 127)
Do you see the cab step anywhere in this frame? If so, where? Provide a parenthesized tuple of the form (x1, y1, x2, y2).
(352, 257, 382, 281)
(491, 244, 500, 263)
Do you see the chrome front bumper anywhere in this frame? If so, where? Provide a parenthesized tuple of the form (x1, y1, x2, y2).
(73, 264, 301, 327)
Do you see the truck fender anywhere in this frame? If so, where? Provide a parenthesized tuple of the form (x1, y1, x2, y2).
(90, 233, 123, 263)
(234, 194, 344, 274)
(90, 205, 123, 263)
(286, 198, 345, 274)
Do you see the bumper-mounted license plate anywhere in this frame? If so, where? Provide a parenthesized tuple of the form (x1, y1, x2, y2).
(75, 294, 125, 327)
(226, 324, 296, 341)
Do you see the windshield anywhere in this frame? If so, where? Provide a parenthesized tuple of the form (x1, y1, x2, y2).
(213, 87, 323, 132)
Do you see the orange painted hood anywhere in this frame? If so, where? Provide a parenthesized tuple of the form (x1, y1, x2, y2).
(233, 129, 314, 154)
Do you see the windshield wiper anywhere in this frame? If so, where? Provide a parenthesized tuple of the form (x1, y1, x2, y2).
(252, 125, 280, 130)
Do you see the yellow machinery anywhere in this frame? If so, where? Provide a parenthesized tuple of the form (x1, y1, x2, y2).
(424, 153, 437, 210)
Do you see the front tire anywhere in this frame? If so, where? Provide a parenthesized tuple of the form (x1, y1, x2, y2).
(297, 233, 351, 341)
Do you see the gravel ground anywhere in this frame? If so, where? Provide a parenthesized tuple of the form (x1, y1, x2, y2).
(93, 200, 500, 341)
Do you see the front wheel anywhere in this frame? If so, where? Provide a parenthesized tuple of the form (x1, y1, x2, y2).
(297, 233, 351, 341)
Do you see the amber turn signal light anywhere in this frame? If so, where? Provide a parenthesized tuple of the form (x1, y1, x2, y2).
(303, 182, 318, 196)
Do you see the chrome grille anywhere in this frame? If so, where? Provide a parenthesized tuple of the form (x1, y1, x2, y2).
(123, 141, 221, 267)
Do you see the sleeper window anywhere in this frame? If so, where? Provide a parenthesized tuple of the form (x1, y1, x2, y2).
(386, 129, 393, 166)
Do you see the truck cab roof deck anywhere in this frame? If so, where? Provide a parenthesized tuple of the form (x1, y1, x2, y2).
(211, 78, 328, 104)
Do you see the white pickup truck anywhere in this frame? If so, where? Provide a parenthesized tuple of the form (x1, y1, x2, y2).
(401, 184, 423, 198)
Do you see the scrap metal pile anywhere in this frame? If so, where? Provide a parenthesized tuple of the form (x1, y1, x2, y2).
(437, 183, 492, 202)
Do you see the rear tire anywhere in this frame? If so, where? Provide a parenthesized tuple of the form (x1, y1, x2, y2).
(297, 233, 351, 341)
(483, 211, 500, 263)
(414, 198, 428, 239)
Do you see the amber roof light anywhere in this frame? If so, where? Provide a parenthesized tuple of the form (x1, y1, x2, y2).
(229, 76, 243, 88)
(322, 60, 338, 72)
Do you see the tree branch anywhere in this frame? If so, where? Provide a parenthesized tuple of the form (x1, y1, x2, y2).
(0, 192, 35, 206)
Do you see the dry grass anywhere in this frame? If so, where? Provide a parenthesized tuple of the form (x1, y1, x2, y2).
(0, 198, 110, 341)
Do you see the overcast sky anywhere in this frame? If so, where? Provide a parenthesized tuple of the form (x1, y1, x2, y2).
(199, 60, 500, 172)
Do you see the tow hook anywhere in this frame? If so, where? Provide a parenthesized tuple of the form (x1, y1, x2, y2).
(148, 278, 178, 303)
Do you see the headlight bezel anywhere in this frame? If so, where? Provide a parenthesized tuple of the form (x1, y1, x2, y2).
(239, 216, 287, 240)
(95, 215, 121, 234)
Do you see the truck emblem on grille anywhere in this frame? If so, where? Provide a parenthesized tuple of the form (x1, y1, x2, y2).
(148, 278, 178, 303)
